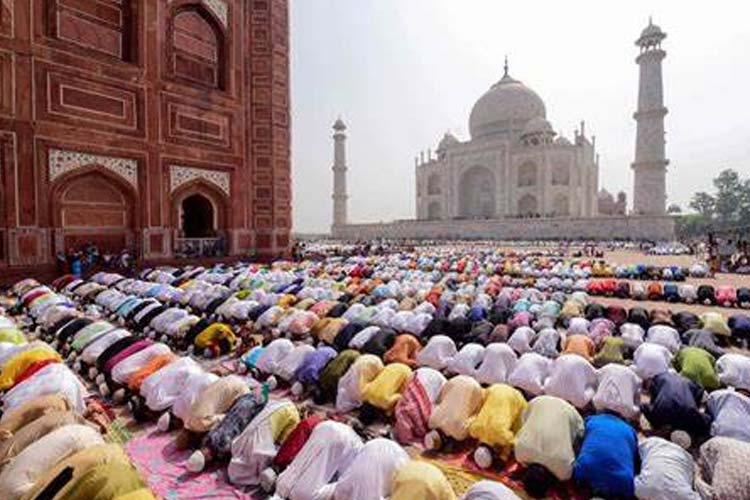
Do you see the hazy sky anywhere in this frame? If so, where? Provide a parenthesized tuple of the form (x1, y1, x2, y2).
(290, 0, 750, 233)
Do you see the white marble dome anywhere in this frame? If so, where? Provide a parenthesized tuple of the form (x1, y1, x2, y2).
(469, 73, 546, 139)
(523, 116, 554, 135)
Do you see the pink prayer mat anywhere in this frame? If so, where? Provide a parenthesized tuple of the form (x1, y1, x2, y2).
(125, 426, 259, 500)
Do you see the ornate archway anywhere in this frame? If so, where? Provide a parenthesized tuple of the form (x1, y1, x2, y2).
(50, 167, 137, 254)
(181, 193, 215, 237)
(518, 194, 538, 216)
(553, 194, 570, 217)
(171, 180, 229, 256)
(427, 201, 442, 220)
(458, 166, 495, 218)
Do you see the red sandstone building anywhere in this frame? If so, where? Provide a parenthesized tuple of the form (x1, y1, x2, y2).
(0, 0, 291, 273)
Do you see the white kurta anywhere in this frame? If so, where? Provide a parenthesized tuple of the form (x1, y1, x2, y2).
(592, 363, 641, 420)
(508, 352, 552, 396)
(330, 438, 409, 500)
(228, 400, 297, 486)
(416, 335, 457, 370)
(543, 354, 598, 409)
(646, 326, 682, 354)
(140, 357, 205, 411)
(475, 342, 518, 385)
(716, 353, 750, 391)
(274, 421, 363, 500)
(634, 437, 700, 500)
(446, 343, 486, 377)
(110, 342, 172, 385)
(632, 342, 673, 380)
(171, 370, 221, 422)
(256, 339, 295, 375)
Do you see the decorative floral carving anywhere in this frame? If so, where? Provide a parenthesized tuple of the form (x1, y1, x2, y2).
(168, 0, 228, 27)
(203, 0, 228, 27)
(48, 149, 138, 190)
(170, 165, 230, 196)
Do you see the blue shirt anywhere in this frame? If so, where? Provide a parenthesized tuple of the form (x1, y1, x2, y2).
(573, 413, 637, 498)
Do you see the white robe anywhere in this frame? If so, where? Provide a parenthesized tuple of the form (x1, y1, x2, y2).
(592, 363, 641, 420)
(256, 339, 295, 375)
(646, 326, 682, 354)
(110, 342, 172, 385)
(716, 353, 750, 391)
(171, 370, 220, 422)
(620, 323, 645, 349)
(228, 400, 297, 486)
(274, 421, 363, 500)
(275, 344, 316, 382)
(141, 357, 205, 411)
(1, 363, 88, 415)
(416, 335, 457, 371)
(476, 343, 518, 386)
(461, 480, 522, 500)
(335, 355, 384, 413)
(543, 354, 598, 409)
(634, 437, 700, 500)
(330, 438, 409, 500)
(80, 329, 131, 365)
(707, 389, 750, 442)
(508, 352, 552, 396)
(507, 327, 536, 354)
(348, 326, 380, 350)
(632, 342, 672, 380)
(447, 343, 486, 377)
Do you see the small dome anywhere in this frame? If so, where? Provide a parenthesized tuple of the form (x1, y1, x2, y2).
(555, 135, 572, 146)
(636, 19, 666, 47)
(469, 73, 546, 140)
(333, 118, 347, 131)
(522, 117, 554, 136)
(640, 22, 664, 39)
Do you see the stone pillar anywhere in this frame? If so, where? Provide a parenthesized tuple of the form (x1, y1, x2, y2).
(331, 118, 348, 228)
(632, 20, 669, 215)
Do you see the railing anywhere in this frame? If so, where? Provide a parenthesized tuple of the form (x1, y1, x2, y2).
(174, 237, 227, 258)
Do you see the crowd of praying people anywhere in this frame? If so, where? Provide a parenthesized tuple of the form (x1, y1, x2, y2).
(2, 243, 750, 499)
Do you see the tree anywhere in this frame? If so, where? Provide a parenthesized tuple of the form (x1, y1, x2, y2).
(689, 191, 716, 218)
(667, 203, 682, 214)
(713, 169, 742, 224)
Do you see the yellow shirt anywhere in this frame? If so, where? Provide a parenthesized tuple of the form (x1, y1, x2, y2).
(361, 363, 412, 413)
(194, 323, 236, 349)
(468, 384, 527, 459)
(269, 403, 301, 444)
(391, 460, 456, 500)
(0, 347, 61, 390)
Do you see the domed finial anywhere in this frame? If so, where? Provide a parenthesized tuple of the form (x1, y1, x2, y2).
(333, 116, 346, 131)
(649, 15, 653, 26)
(503, 55, 509, 77)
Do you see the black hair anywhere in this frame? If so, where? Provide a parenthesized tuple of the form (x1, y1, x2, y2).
(523, 463, 556, 498)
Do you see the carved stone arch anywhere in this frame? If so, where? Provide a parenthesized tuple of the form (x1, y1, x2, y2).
(427, 174, 441, 195)
(552, 194, 570, 217)
(517, 161, 538, 187)
(170, 178, 230, 237)
(458, 165, 495, 218)
(427, 201, 442, 220)
(518, 193, 538, 216)
(49, 165, 139, 254)
(167, 1, 229, 90)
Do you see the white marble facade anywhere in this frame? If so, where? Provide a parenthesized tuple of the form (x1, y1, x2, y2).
(415, 66, 598, 221)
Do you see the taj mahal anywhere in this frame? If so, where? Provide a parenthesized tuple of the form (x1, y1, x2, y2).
(331, 20, 676, 241)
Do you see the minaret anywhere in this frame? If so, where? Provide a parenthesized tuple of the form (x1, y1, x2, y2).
(632, 18, 668, 215)
(331, 117, 348, 228)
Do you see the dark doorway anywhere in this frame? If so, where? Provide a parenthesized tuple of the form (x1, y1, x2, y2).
(181, 194, 215, 237)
